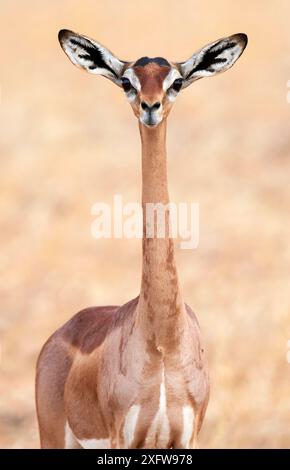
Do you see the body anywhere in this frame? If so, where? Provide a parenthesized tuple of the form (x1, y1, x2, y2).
(36, 298, 208, 448)
(36, 29, 247, 448)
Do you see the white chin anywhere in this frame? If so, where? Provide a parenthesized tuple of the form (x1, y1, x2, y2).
(140, 117, 162, 128)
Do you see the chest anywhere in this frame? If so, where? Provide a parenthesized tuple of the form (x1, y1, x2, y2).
(120, 367, 195, 449)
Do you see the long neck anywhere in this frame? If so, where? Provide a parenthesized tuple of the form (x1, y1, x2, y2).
(137, 120, 185, 347)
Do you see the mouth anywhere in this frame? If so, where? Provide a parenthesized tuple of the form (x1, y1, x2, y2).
(140, 113, 162, 128)
(144, 121, 159, 128)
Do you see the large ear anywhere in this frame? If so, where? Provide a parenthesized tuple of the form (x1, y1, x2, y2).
(177, 33, 248, 88)
(58, 29, 128, 86)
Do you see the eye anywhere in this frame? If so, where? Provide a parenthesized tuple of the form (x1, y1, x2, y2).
(171, 78, 183, 93)
(121, 77, 135, 93)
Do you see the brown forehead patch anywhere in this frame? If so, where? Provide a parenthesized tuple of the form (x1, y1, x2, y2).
(134, 62, 170, 96)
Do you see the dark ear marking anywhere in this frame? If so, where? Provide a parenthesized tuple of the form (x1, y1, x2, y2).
(58, 29, 128, 85)
(69, 38, 118, 76)
(78, 54, 91, 60)
(177, 33, 248, 88)
(186, 42, 236, 78)
(186, 41, 237, 78)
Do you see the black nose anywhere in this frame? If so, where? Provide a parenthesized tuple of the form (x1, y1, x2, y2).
(141, 101, 161, 111)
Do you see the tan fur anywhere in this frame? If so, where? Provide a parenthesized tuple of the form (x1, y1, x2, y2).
(135, 63, 170, 105)
(128, 62, 178, 122)
(36, 29, 249, 448)
(36, 65, 209, 450)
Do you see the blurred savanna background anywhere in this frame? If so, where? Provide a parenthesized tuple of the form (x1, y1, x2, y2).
(0, 0, 290, 448)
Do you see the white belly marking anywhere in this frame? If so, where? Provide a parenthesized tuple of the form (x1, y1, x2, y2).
(77, 438, 110, 449)
(65, 422, 79, 449)
(64, 421, 110, 449)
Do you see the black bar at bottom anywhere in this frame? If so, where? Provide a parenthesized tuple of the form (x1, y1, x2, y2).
(0, 449, 289, 467)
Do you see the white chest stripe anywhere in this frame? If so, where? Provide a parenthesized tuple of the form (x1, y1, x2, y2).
(181, 406, 195, 448)
(145, 367, 170, 445)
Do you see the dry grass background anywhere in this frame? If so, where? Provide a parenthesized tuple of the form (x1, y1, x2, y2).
(0, 0, 290, 448)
